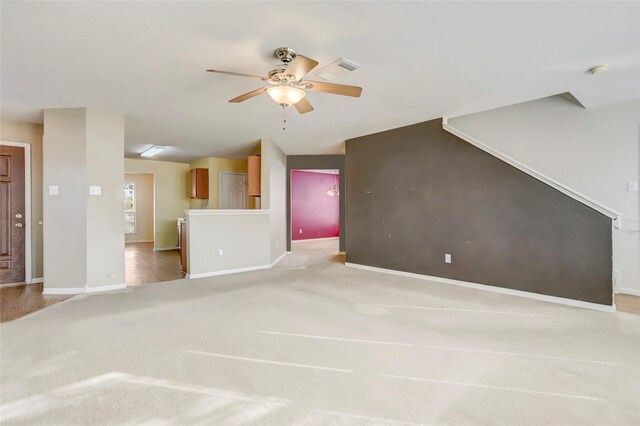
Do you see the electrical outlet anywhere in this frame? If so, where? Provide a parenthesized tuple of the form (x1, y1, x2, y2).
(217, 249, 223, 257)
(628, 180, 638, 192)
(276, 240, 279, 248)
(445, 254, 452, 264)
(299, 229, 302, 234)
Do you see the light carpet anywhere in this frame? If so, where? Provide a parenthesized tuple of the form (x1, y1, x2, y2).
(1, 239, 639, 425)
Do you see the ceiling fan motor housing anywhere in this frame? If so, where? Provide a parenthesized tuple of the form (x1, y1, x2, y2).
(274, 47, 297, 64)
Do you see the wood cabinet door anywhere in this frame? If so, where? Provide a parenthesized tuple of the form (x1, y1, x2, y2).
(190, 168, 209, 199)
(247, 156, 261, 196)
(1, 145, 26, 284)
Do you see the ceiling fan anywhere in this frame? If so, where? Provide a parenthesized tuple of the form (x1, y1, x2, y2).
(207, 47, 362, 114)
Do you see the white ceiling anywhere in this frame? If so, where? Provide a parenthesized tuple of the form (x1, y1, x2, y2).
(2, 1, 639, 162)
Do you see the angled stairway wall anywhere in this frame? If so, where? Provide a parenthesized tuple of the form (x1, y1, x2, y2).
(345, 118, 613, 306)
(447, 96, 639, 295)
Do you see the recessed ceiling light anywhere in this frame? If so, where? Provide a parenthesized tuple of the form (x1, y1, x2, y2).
(587, 64, 608, 75)
(140, 145, 166, 157)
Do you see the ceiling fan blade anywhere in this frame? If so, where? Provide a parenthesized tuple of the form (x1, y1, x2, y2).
(285, 55, 319, 81)
(294, 97, 314, 114)
(305, 81, 362, 97)
(229, 87, 268, 103)
(207, 69, 266, 81)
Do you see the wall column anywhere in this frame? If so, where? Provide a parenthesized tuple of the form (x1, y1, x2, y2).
(43, 108, 125, 293)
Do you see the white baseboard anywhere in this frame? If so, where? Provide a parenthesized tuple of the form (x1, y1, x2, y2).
(187, 264, 271, 279)
(154, 246, 179, 252)
(31, 277, 44, 284)
(270, 251, 288, 267)
(345, 262, 615, 313)
(187, 252, 290, 280)
(86, 284, 127, 293)
(0, 281, 38, 288)
(43, 283, 126, 295)
(126, 240, 154, 244)
(286, 251, 293, 254)
(292, 237, 339, 243)
(43, 287, 85, 295)
(618, 287, 640, 297)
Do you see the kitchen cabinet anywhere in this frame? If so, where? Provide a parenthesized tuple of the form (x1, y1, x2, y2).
(247, 156, 261, 197)
(190, 168, 209, 199)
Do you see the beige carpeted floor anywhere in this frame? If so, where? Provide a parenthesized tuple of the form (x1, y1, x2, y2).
(1, 239, 639, 425)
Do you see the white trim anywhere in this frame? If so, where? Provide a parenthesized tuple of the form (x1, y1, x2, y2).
(617, 219, 640, 232)
(125, 239, 154, 244)
(286, 251, 293, 254)
(292, 237, 339, 243)
(185, 209, 269, 216)
(31, 277, 44, 283)
(42, 287, 85, 295)
(42, 283, 127, 295)
(0, 281, 39, 288)
(187, 264, 271, 279)
(86, 284, 127, 293)
(186, 252, 289, 280)
(219, 171, 248, 209)
(153, 246, 178, 252)
(441, 119, 621, 220)
(270, 251, 288, 267)
(345, 262, 615, 312)
(618, 288, 640, 297)
(1, 141, 32, 284)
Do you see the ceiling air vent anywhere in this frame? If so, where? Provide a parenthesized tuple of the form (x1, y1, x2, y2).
(315, 58, 361, 81)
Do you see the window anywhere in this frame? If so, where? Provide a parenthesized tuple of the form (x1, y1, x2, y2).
(124, 182, 136, 234)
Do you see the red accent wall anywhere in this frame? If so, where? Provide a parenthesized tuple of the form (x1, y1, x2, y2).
(291, 171, 340, 240)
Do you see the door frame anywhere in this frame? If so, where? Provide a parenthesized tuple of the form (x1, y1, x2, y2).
(219, 172, 247, 209)
(0, 141, 32, 285)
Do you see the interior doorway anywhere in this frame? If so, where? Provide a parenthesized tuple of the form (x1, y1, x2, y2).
(286, 155, 345, 253)
(290, 170, 340, 253)
(123, 172, 183, 286)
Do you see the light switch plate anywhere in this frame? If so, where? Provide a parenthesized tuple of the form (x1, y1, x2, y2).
(89, 185, 102, 196)
(628, 180, 638, 192)
(48, 185, 59, 196)
(445, 253, 452, 263)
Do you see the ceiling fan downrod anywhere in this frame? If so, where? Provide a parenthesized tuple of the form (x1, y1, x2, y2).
(282, 105, 287, 131)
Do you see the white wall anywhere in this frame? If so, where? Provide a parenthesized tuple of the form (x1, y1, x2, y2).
(261, 139, 287, 263)
(85, 110, 125, 290)
(43, 109, 88, 290)
(448, 96, 640, 294)
(43, 108, 125, 292)
(186, 210, 270, 277)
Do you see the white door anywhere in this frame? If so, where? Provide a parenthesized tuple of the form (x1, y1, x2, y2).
(220, 172, 247, 209)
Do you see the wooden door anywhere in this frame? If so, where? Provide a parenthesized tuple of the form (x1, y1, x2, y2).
(220, 172, 247, 209)
(1, 145, 26, 284)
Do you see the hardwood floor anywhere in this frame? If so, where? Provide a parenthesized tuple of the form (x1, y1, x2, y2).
(615, 293, 640, 314)
(125, 242, 185, 286)
(0, 284, 71, 323)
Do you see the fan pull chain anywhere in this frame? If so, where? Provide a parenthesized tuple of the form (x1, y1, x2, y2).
(282, 105, 287, 131)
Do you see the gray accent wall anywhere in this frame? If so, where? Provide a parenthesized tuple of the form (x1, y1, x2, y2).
(345, 119, 613, 305)
(287, 155, 345, 252)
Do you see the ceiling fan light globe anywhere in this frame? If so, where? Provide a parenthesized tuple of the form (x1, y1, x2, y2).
(267, 86, 305, 107)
